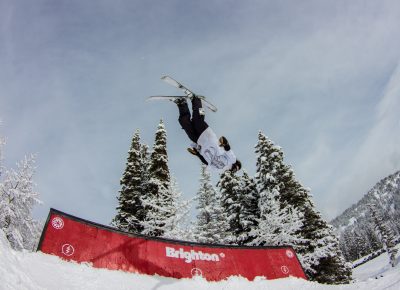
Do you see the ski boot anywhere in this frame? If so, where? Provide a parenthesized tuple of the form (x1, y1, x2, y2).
(172, 97, 187, 106)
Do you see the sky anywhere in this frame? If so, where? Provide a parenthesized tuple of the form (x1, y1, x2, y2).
(1, 0, 399, 225)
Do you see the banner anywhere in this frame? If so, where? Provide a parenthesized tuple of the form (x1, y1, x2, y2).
(38, 209, 307, 281)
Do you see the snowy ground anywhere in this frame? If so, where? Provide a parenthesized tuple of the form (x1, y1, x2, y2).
(0, 233, 399, 290)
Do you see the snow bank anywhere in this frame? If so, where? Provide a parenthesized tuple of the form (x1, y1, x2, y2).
(352, 244, 400, 282)
(1, 230, 399, 290)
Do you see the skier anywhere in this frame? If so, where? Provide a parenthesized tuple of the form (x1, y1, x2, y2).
(175, 96, 242, 173)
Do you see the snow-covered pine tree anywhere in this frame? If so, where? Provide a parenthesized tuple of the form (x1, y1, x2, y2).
(193, 165, 228, 244)
(140, 143, 151, 190)
(219, 170, 247, 245)
(369, 203, 398, 267)
(340, 228, 370, 261)
(352, 230, 371, 259)
(254, 131, 352, 284)
(0, 154, 41, 251)
(249, 187, 303, 246)
(299, 206, 352, 284)
(252, 133, 303, 246)
(238, 171, 260, 245)
(141, 120, 172, 237)
(162, 176, 192, 240)
(112, 130, 147, 233)
(254, 131, 282, 193)
(339, 230, 352, 261)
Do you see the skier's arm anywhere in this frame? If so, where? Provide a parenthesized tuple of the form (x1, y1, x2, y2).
(196, 152, 208, 165)
(188, 146, 208, 165)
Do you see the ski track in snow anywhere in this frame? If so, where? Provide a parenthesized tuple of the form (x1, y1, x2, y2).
(1, 233, 399, 290)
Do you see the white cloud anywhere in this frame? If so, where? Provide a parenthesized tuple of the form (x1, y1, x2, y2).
(318, 63, 400, 219)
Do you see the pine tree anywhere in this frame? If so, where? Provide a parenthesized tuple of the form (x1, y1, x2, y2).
(254, 131, 352, 284)
(250, 187, 303, 247)
(369, 203, 399, 267)
(141, 120, 172, 237)
(0, 154, 41, 250)
(112, 130, 147, 233)
(162, 176, 192, 240)
(362, 221, 383, 253)
(341, 228, 371, 261)
(299, 207, 352, 284)
(140, 143, 151, 191)
(339, 230, 353, 261)
(238, 171, 260, 245)
(353, 230, 370, 259)
(193, 165, 228, 244)
(219, 170, 244, 244)
(254, 132, 282, 193)
(253, 132, 303, 244)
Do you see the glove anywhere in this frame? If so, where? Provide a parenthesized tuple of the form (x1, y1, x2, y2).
(219, 136, 231, 151)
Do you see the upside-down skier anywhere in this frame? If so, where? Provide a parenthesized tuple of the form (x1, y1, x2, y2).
(174, 96, 242, 173)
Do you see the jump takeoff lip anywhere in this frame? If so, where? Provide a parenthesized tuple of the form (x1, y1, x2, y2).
(38, 208, 307, 281)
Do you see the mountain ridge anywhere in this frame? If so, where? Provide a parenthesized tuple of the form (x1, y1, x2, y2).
(331, 170, 400, 261)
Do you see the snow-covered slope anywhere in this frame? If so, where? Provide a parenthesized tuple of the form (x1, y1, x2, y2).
(352, 244, 400, 283)
(331, 171, 400, 261)
(0, 232, 399, 290)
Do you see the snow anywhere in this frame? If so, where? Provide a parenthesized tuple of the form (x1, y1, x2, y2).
(348, 217, 357, 227)
(1, 232, 399, 290)
(352, 244, 400, 282)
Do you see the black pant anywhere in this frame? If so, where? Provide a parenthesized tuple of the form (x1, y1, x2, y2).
(178, 97, 209, 143)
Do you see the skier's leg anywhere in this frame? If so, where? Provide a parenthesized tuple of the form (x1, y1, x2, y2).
(191, 97, 209, 136)
(177, 101, 198, 143)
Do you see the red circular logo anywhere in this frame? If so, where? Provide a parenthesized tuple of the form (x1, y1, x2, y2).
(61, 244, 75, 256)
(281, 266, 290, 274)
(286, 250, 294, 258)
(191, 268, 203, 277)
(51, 217, 64, 230)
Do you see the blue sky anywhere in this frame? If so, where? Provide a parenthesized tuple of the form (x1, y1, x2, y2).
(1, 0, 399, 224)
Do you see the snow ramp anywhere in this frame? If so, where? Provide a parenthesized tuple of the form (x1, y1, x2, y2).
(37, 208, 307, 281)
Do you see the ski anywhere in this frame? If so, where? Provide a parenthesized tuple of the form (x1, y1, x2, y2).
(161, 76, 196, 97)
(158, 76, 218, 112)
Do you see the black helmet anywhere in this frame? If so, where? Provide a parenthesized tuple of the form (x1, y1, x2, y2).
(231, 160, 242, 173)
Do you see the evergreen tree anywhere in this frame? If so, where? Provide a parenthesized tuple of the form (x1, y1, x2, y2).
(362, 223, 382, 253)
(353, 230, 370, 259)
(0, 154, 41, 250)
(299, 207, 352, 284)
(369, 203, 399, 267)
(250, 187, 303, 247)
(238, 171, 260, 245)
(112, 130, 147, 233)
(339, 230, 353, 261)
(253, 131, 303, 244)
(254, 132, 282, 193)
(341, 228, 371, 261)
(162, 176, 192, 240)
(254, 131, 352, 284)
(141, 120, 172, 237)
(194, 165, 228, 244)
(140, 143, 151, 191)
(219, 170, 244, 244)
